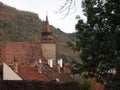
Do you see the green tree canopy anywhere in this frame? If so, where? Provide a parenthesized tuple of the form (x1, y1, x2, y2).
(71, 0, 120, 89)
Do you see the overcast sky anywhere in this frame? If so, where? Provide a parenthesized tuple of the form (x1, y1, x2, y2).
(0, 0, 86, 33)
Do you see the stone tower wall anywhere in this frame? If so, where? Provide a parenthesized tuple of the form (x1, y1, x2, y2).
(41, 43, 56, 63)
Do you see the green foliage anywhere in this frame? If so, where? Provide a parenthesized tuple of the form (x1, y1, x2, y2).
(71, 63, 82, 74)
(77, 74, 92, 90)
(72, 0, 120, 89)
(70, 58, 83, 74)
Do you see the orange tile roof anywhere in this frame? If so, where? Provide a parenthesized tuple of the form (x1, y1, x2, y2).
(0, 42, 46, 64)
(63, 64, 71, 73)
(18, 65, 50, 82)
(91, 78, 105, 90)
(8, 63, 73, 83)
(43, 15, 51, 33)
(93, 82, 104, 90)
(42, 64, 73, 83)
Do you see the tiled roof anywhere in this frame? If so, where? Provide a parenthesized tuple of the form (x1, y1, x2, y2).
(0, 42, 46, 64)
(44, 71, 73, 83)
(92, 82, 104, 90)
(10, 64, 74, 83)
(63, 64, 71, 73)
(91, 78, 105, 90)
(43, 15, 51, 33)
(41, 64, 73, 83)
(18, 65, 50, 82)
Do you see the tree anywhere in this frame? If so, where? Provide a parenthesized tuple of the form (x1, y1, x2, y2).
(56, 0, 76, 18)
(61, 0, 120, 89)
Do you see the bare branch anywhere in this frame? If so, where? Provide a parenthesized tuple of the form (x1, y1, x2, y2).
(55, 0, 76, 18)
(58, 0, 69, 11)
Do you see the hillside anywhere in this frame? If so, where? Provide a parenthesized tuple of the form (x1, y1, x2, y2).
(0, 2, 77, 62)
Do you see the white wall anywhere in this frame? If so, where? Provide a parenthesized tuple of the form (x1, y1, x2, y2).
(3, 63, 22, 80)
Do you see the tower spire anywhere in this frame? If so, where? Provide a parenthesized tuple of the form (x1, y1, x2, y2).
(40, 12, 56, 63)
(46, 11, 48, 22)
(41, 12, 55, 43)
(43, 11, 51, 32)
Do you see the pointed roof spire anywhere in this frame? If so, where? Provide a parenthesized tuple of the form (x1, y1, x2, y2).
(46, 11, 48, 22)
(43, 11, 51, 32)
(41, 12, 55, 43)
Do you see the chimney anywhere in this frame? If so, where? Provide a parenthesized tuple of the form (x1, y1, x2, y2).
(13, 57, 18, 73)
(38, 59, 42, 73)
(57, 59, 63, 68)
(57, 64, 61, 73)
(48, 59, 53, 68)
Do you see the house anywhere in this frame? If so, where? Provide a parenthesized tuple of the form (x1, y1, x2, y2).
(3, 60, 73, 83)
(1, 14, 74, 83)
(0, 14, 56, 65)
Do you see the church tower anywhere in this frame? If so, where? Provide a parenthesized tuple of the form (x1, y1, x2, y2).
(41, 14, 56, 63)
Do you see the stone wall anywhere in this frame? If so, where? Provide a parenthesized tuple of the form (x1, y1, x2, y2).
(41, 43, 56, 63)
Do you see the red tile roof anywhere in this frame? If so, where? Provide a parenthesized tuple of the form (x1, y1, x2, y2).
(41, 64, 73, 83)
(8, 63, 74, 83)
(0, 42, 46, 64)
(93, 82, 104, 90)
(43, 15, 51, 33)
(17, 65, 50, 82)
(91, 78, 105, 90)
(63, 64, 71, 73)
